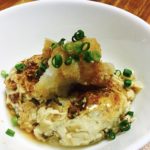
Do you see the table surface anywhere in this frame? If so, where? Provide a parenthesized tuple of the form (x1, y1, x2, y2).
(0, 0, 150, 149)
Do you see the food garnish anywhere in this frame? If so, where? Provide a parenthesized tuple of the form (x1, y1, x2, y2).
(1, 70, 8, 78)
(5, 128, 15, 137)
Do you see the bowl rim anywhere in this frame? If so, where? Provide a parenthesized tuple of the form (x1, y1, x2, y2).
(1, 0, 150, 31)
(0, 0, 150, 149)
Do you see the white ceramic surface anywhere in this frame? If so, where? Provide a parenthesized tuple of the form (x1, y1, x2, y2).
(0, 0, 150, 150)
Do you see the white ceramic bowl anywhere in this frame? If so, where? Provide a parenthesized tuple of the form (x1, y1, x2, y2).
(0, 1, 150, 150)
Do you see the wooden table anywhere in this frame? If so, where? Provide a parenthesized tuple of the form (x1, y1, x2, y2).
(0, 0, 150, 149)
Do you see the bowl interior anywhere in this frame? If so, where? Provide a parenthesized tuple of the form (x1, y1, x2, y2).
(0, 1, 150, 150)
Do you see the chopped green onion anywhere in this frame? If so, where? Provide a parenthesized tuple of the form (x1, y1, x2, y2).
(65, 56, 73, 65)
(73, 41, 83, 54)
(123, 68, 132, 77)
(72, 36, 76, 42)
(15, 63, 26, 72)
(35, 60, 48, 78)
(11, 116, 18, 126)
(83, 50, 94, 63)
(72, 30, 85, 42)
(5, 128, 15, 137)
(51, 39, 65, 50)
(58, 38, 65, 46)
(1, 70, 8, 78)
(124, 79, 132, 88)
(71, 54, 80, 61)
(126, 111, 134, 117)
(63, 43, 74, 53)
(106, 129, 116, 140)
(81, 42, 90, 51)
(83, 50, 101, 63)
(92, 51, 101, 62)
(119, 120, 131, 132)
(52, 54, 63, 68)
(63, 41, 82, 54)
(114, 70, 122, 76)
(39, 62, 47, 71)
(35, 69, 43, 78)
(51, 42, 58, 50)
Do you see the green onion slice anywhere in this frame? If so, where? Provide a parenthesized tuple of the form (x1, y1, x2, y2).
(114, 70, 122, 76)
(51, 38, 65, 50)
(71, 54, 80, 61)
(106, 129, 116, 140)
(15, 63, 26, 72)
(5, 128, 15, 137)
(35, 60, 48, 78)
(72, 30, 85, 42)
(123, 68, 132, 77)
(65, 56, 73, 65)
(63, 41, 82, 54)
(72, 36, 76, 42)
(83, 50, 93, 62)
(58, 38, 65, 46)
(83, 50, 101, 63)
(1, 70, 8, 78)
(52, 54, 63, 68)
(35, 69, 43, 78)
(73, 41, 83, 54)
(51, 42, 58, 50)
(124, 79, 132, 88)
(63, 43, 74, 53)
(11, 116, 18, 126)
(119, 120, 131, 132)
(92, 51, 101, 62)
(81, 42, 90, 51)
(126, 111, 134, 117)
(39, 62, 48, 71)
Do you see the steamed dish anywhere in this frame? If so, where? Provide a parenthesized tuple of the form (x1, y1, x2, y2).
(4, 30, 142, 146)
